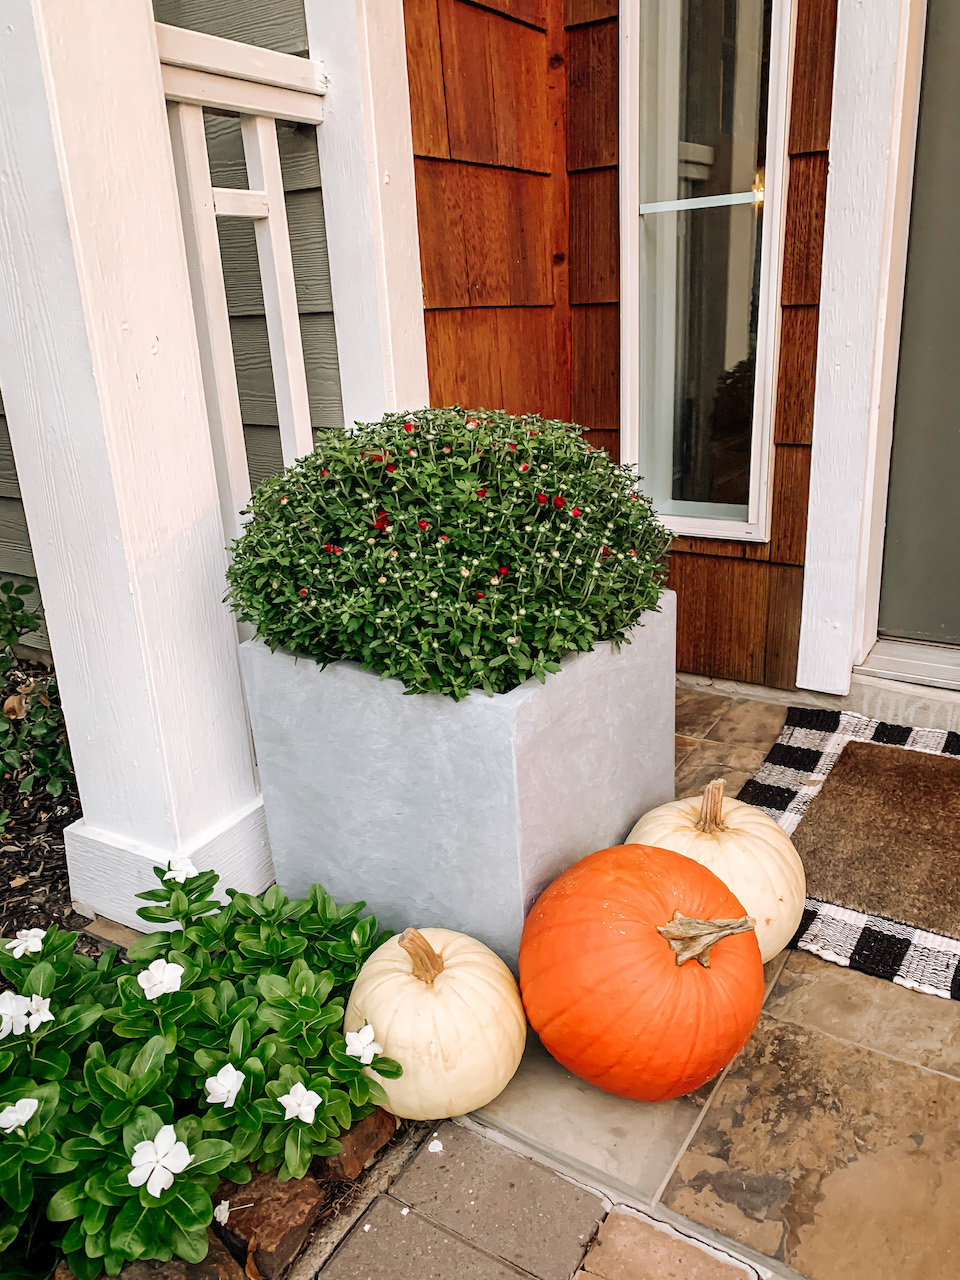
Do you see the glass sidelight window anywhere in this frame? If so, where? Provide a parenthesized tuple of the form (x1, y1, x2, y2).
(623, 0, 792, 538)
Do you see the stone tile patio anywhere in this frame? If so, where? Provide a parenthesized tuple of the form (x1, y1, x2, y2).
(312, 687, 960, 1279)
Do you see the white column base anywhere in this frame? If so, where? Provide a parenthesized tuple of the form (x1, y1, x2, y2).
(65, 798, 273, 930)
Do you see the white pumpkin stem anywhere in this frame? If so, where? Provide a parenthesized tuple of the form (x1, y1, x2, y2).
(656, 910, 756, 968)
(398, 928, 445, 985)
(696, 778, 727, 834)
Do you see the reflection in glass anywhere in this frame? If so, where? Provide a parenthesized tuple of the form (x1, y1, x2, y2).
(673, 202, 763, 508)
(639, 0, 773, 522)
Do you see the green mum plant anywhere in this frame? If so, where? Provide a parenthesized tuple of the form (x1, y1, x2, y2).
(0, 864, 400, 1278)
(225, 407, 671, 699)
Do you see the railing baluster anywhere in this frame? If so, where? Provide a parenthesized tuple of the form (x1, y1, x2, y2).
(241, 114, 316, 468)
(167, 101, 251, 545)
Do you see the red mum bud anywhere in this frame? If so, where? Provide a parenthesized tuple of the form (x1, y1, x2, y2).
(466, 418, 477, 426)
(403, 423, 416, 432)
(476, 591, 485, 599)
(321, 469, 329, 476)
(323, 543, 333, 552)
(333, 546, 342, 554)
(508, 442, 516, 451)
(418, 520, 429, 530)
(601, 546, 610, 559)
(369, 453, 383, 462)
(536, 493, 548, 504)
(553, 495, 565, 509)
(440, 534, 450, 542)
(520, 463, 529, 472)
(280, 496, 288, 504)
(499, 566, 509, 576)
(571, 507, 582, 517)
(386, 463, 396, 472)
(476, 488, 487, 499)
(299, 588, 307, 596)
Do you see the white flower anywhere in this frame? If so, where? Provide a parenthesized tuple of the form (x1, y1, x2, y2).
(344, 1024, 382, 1066)
(213, 1200, 230, 1225)
(163, 857, 198, 884)
(5, 929, 45, 959)
(24, 995, 53, 1032)
(128, 1125, 193, 1198)
(136, 959, 184, 1001)
(277, 1080, 323, 1124)
(205, 1063, 244, 1109)
(0, 992, 29, 1040)
(0, 1097, 38, 1133)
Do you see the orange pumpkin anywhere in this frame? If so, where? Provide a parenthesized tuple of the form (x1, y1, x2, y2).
(519, 844, 764, 1101)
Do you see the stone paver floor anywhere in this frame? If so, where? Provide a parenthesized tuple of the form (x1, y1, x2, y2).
(313, 686, 960, 1280)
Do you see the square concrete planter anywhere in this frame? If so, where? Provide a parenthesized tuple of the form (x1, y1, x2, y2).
(240, 590, 675, 965)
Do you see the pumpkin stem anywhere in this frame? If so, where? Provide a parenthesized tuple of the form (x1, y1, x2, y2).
(656, 910, 756, 967)
(695, 778, 727, 834)
(398, 928, 445, 985)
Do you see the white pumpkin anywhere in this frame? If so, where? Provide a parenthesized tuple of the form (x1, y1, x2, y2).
(626, 778, 805, 963)
(344, 926, 526, 1120)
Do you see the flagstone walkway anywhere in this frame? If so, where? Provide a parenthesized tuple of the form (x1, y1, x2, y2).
(307, 687, 960, 1280)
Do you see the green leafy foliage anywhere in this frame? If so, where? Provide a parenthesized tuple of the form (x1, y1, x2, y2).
(0, 580, 74, 801)
(225, 407, 671, 699)
(0, 867, 399, 1277)
(0, 583, 39, 670)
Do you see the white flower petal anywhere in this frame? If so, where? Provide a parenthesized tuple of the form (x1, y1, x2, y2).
(152, 1125, 178, 1159)
(358, 1025, 375, 1046)
(146, 1164, 174, 1198)
(213, 1200, 230, 1225)
(277, 1090, 300, 1121)
(162, 1142, 193, 1176)
(127, 1164, 152, 1189)
(130, 1143, 157, 1168)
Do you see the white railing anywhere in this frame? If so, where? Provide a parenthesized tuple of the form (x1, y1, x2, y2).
(158, 22, 325, 544)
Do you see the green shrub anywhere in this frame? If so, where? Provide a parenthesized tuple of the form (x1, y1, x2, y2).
(0, 581, 73, 803)
(226, 408, 671, 699)
(0, 868, 399, 1278)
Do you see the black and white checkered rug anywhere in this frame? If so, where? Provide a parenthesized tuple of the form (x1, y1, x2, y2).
(738, 708, 960, 1000)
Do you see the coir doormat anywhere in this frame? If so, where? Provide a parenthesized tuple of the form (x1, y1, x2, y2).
(738, 708, 960, 999)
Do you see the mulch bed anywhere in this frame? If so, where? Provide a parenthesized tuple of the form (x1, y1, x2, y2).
(0, 657, 97, 953)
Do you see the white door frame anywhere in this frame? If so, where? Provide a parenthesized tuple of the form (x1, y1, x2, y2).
(796, 0, 928, 694)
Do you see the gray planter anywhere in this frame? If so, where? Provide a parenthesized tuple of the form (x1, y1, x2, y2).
(240, 591, 676, 965)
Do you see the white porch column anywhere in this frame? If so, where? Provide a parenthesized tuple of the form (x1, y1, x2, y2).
(796, 0, 927, 694)
(0, 0, 273, 926)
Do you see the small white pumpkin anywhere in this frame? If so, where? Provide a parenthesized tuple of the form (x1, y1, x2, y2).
(344, 927, 526, 1120)
(626, 778, 805, 963)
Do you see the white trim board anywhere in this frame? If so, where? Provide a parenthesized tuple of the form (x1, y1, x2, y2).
(853, 638, 960, 693)
(796, 0, 928, 694)
(305, 0, 429, 427)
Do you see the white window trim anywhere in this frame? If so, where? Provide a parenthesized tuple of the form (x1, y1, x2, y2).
(796, 0, 927, 694)
(619, 0, 796, 542)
